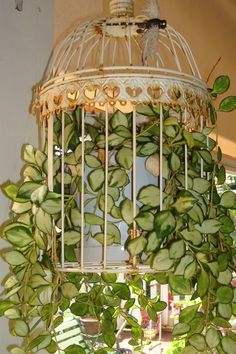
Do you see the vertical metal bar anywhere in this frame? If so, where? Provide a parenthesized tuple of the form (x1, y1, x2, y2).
(159, 103, 163, 210)
(81, 107, 85, 269)
(100, 23, 106, 67)
(47, 114, 54, 262)
(159, 103, 169, 328)
(61, 112, 65, 268)
(184, 108, 188, 190)
(47, 114, 54, 192)
(128, 18, 132, 65)
(103, 104, 109, 269)
(132, 108, 137, 268)
(200, 115, 204, 178)
(41, 118, 46, 150)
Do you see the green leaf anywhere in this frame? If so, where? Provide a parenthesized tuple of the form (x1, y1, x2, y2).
(219, 215, 235, 233)
(120, 198, 133, 225)
(115, 147, 133, 169)
(101, 273, 117, 283)
(184, 260, 197, 279)
(110, 205, 122, 219)
(198, 150, 212, 165)
(195, 219, 221, 234)
(171, 191, 196, 214)
(108, 133, 125, 146)
(94, 233, 114, 246)
(222, 336, 236, 354)
(181, 229, 202, 246)
(88, 169, 104, 192)
(63, 230, 81, 245)
(99, 194, 114, 213)
(218, 165, 226, 184)
(126, 236, 147, 256)
(179, 304, 200, 324)
(172, 322, 190, 336)
(31, 185, 47, 203)
(108, 169, 129, 188)
(3, 251, 28, 266)
(189, 334, 205, 351)
(23, 166, 43, 182)
(192, 178, 210, 194)
(197, 269, 209, 297)
(219, 96, 236, 112)
(12, 319, 29, 337)
(113, 283, 130, 300)
(169, 152, 181, 171)
(12, 201, 31, 214)
(71, 208, 81, 227)
(61, 283, 79, 299)
(216, 286, 234, 304)
(182, 346, 197, 354)
(105, 223, 121, 244)
(4, 308, 21, 319)
(70, 302, 88, 317)
(2, 183, 19, 200)
(85, 213, 104, 225)
(35, 208, 52, 234)
(23, 144, 35, 164)
(170, 240, 185, 259)
(110, 110, 128, 129)
(85, 155, 102, 168)
(152, 249, 174, 271)
(145, 231, 162, 253)
(135, 211, 154, 231)
(41, 198, 61, 214)
(115, 125, 132, 138)
(169, 274, 191, 295)
(0, 301, 13, 316)
(218, 303, 232, 319)
(17, 182, 41, 199)
(5, 225, 33, 248)
(183, 130, 195, 148)
(140, 142, 158, 156)
(206, 327, 220, 348)
(220, 191, 236, 208)
(212, 75, 230, 94)
(137, 185, 161, 208)
(154, 210, 176, 238)
(188, 204, 204, 224)
(64, 345, 86, 354)
(218, 269, 232, 285)
(10, 347, 26, 354)
(212, 317, 231, 328)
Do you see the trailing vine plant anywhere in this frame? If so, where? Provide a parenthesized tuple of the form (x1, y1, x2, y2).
(1, 75, 236, 354)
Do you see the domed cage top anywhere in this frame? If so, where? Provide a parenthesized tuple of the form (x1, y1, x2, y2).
(33, 0, 210, 273)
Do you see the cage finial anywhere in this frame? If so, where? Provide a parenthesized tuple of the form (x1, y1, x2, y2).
(109, 0, 134, 17)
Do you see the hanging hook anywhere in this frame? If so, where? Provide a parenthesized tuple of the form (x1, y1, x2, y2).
(15, 0, 23, 12)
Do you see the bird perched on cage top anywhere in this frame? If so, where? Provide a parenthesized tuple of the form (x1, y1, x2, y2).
(139, 0, 167, 65)
(15, 0, 23, 11)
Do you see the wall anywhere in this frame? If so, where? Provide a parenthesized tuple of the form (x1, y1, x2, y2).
(0, 0, 53, 351)
(54, 0, 236, 164)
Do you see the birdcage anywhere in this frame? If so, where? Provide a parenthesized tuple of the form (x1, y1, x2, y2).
(33, 0, 209, 274)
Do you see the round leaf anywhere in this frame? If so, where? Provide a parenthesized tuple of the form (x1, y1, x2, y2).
(126, 236, 147, 256)
(154, 210, 176, 238)
(172, 322, 190, 336)
(216, 286, 234, 304)
(170, 239, 185, 259)
(88, 169, 104, 192)
(152, 249, 174, 271)
(206, 327, 220, 348)
(115, 147, 133, 169)
(219, 96, 236, 112)
(222, 336, 236, 354)
(137, 185, 161, 208)
(220, 191, 236, 209)
(12, 320, 29, 337)
(212, 75, 230, 94)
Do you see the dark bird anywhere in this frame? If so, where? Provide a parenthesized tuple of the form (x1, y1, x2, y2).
(15, 0, 23, 12)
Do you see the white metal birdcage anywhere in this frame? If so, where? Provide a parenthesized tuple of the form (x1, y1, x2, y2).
(33, 0, 209, 274)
